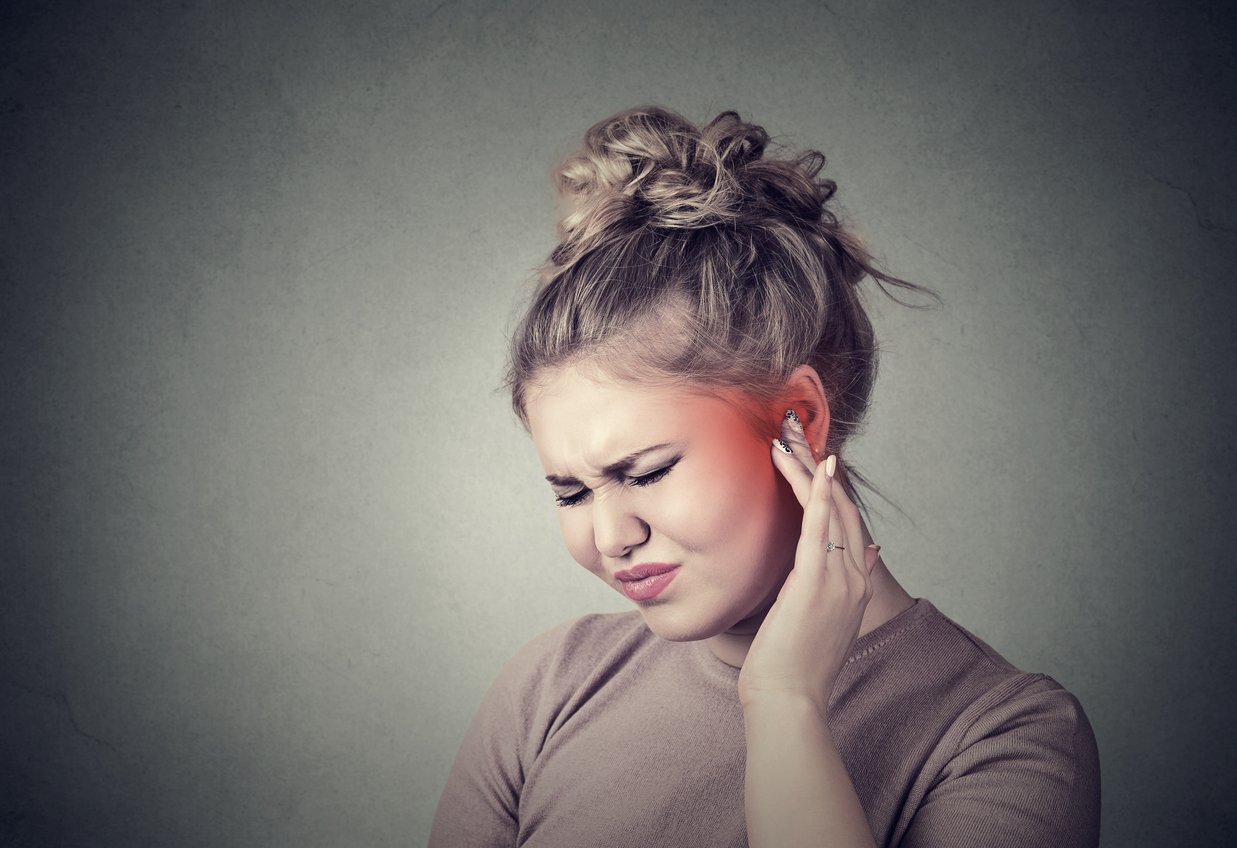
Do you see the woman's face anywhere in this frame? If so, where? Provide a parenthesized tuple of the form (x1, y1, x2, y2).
(524, 363, 804, 642)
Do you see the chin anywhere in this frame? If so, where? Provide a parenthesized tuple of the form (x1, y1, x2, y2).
(634, 601, 741, 643)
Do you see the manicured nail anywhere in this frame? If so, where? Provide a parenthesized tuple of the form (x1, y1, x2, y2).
(774, 438, 793, 454)
(824, 455, 837, 477)
(866, 544, 881, 552)
(783, 408, 803, 430)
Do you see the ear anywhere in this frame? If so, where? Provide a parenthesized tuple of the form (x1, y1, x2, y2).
(779, 364, 831, 462)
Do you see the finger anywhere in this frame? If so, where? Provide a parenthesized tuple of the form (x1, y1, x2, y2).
(770, 437, 814, 506)
(829, 468, 870, 585)
(819, 462, 881, 575)
(796, 451, 836, 569)
(819, 455, 852, 574)
(823, 494, 847, 579)
(780, 409, 819, 474)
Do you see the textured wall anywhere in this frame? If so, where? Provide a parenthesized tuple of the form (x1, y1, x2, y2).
(2, 1, 1234, 845)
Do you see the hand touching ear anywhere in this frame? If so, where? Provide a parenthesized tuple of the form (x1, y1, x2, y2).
(740, 409, 879, 709)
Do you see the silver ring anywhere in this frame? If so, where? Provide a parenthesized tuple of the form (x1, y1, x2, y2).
(826, 541, 845, 552)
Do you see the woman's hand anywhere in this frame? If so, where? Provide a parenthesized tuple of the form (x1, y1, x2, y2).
(738, 410, 882, 848)
(737, 409, 880, 712)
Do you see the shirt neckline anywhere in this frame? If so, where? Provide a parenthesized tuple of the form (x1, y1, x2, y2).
(688, 596, 935, 681)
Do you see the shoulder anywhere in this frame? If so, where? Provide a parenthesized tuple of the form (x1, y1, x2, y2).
(458, 611, 653, 761)
(492, 610, 653, 697)
(851, 600, 1103, 845)
(857, 599, 1061, 698)
(916, 670, 1102, 845)
(876, 602, 1101, 846)
(922, 602, 1093, 723)
(939, 665, 1099, 783)
(429, 617, 654, 847)
(843, 598, 1099, 765)
(905, 600, 1098, 752)
(902, 598, 1024, 675)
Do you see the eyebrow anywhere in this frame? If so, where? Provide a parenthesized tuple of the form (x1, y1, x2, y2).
(544, 443, 678, 487)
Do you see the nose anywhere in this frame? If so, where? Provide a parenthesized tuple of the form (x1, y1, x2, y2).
(592, 491, 650, 559)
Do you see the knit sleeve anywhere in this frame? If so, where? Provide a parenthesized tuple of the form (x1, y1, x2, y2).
(899, 674, 1101, 848)
(427, 623, 569, 848)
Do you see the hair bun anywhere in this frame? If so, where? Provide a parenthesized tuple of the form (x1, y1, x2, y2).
(554, 107, 829, 240)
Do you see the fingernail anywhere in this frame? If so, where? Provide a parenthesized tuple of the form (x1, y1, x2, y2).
(866, 543, 881, 552)
(783, 408, 803, 430)
(824, 454, 837, 477)
(774, 438, 793, 454)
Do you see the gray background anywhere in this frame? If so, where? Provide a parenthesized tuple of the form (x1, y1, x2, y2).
(3, 0, 1235, 845)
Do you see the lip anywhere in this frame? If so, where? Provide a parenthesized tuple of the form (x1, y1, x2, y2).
(614, 562, 681, 602)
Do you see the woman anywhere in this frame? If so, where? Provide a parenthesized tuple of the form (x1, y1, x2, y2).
(429, 106, 1101, 847)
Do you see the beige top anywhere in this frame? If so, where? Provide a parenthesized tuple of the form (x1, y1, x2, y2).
(429, 598, 1100, 847)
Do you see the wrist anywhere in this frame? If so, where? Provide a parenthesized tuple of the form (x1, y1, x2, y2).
(741, 690, 831, 726)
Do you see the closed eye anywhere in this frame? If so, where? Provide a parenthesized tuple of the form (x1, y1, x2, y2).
(553, 459, 679, 508)
(554, 490, 589, 508)
(630, 464, 673, 488)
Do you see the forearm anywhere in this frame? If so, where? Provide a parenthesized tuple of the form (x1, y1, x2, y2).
(743, 695, 877, 848)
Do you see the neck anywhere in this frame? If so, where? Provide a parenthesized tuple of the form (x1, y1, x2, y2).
(705, 557, 915, 669)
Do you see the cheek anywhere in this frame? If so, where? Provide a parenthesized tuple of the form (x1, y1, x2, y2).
(558, 510, 603, 573)
(667, 448, 786, 548)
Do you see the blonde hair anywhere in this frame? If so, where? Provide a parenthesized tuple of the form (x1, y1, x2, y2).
(505, 106, 936, 504)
